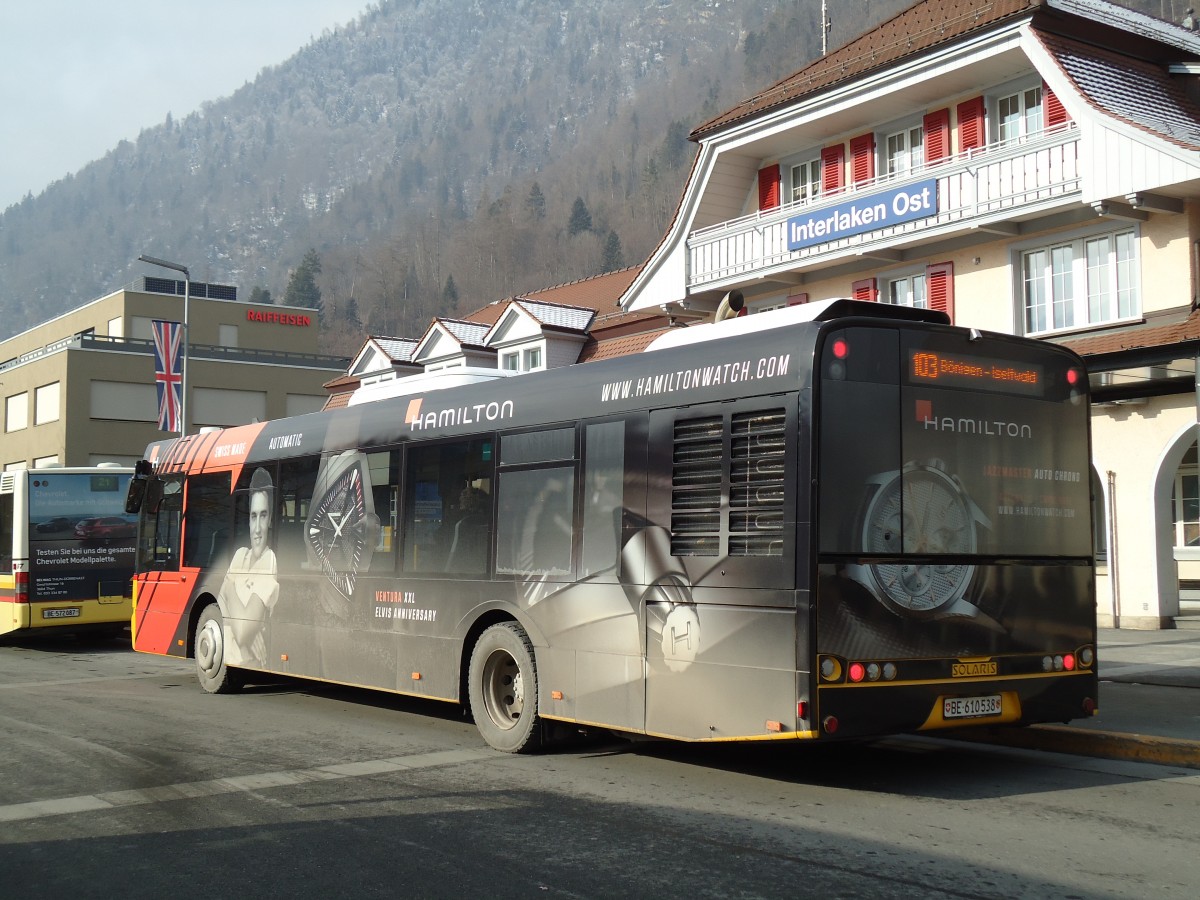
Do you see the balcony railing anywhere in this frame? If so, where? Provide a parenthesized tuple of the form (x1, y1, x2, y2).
(0, 331, 350, 375)
(687, 123, 1080, 289)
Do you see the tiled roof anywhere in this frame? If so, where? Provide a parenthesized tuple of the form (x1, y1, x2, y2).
(1037, 30, 1200, 151)
(691, 0, 1039, 140)
(322, 391, 352, 410)
(522, 266, 642, 312)
(1059, 308, 1200, 357)
(436, 318, 491, 347)
(578, 326, 679, 363)
(376, 336, 419, 362)
(512, 298, 595, 332)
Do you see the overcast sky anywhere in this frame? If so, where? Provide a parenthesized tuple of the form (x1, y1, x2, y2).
(0, 0, 369, 211)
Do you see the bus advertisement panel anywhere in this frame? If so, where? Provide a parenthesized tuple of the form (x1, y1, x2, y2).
(28, 471, 135, 606)
(815, 325, 1095, 737)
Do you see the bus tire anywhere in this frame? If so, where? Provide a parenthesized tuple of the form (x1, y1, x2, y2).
(194, 604, 241, 695)
(468, 622, 541, 753)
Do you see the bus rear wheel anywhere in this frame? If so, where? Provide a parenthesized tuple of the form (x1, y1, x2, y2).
(468, 622, 541, 753)
(195, 604, 241, 694)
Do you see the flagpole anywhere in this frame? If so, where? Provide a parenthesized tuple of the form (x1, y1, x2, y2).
(138, 254, 190, 437)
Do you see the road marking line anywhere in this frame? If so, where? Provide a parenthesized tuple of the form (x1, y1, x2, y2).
(0, 671, 191, 690)
(0, 748, 495, 823)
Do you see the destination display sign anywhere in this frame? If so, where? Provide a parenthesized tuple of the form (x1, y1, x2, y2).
(909, 350, 1044, 397)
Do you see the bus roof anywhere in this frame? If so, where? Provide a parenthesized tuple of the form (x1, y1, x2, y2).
(645, 298, 949, 353)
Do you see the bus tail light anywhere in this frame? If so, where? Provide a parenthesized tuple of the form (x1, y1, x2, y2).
(848, 662, 866, 683)
(1063, 653, 1076, 671)
(797, 700, 808, 720)
(822, 715, 839, 734)
(14, 570, 28, 604)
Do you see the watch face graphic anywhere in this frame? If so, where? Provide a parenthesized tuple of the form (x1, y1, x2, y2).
(305, 451, 378, 599)
(857, 463, 978, 616)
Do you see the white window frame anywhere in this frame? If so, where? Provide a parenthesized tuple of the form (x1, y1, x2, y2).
(35, 382, 60, 426)
(884, 271, 927, 309)
(789, 158, 821, 205)
(523, 347, 543, 371)
(997, 85, 1042, 144)
(501, 352, 520, 371)
(5, 393, 29, 433)
(885, 124, 923, 177)
(1018, 226, 1140, 336)
(1172, 443, 1199, 548)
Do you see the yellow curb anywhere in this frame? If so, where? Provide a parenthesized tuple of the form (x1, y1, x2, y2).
(949, 725, 1200, 770)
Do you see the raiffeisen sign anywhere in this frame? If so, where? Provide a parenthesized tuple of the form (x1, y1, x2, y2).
(246, 309, 313, 327)
(787, 178, 938, 251)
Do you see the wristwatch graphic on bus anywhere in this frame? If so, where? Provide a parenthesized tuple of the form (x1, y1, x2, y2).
(845, 459, 1002, 630)
(305, 449, 380, 599)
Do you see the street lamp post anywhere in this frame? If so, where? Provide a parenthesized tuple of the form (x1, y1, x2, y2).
(138, 254, 190, 436)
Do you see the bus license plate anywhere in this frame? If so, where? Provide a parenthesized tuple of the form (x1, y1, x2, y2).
(944, 694, 1002, 719)
(42, 607, 81, 619)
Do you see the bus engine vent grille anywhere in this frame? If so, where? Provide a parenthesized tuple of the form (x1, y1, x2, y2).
(671, 416, 722, 556)
(730, 410, 786, 557)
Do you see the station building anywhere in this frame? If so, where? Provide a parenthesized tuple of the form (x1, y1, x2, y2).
(0, 278, 347, 469)
(619, 0, 1200, 628)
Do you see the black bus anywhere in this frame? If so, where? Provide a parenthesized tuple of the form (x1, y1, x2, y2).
(126, 299, 1097, 751)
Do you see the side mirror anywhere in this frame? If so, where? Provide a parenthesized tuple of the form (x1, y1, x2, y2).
(124, 479, 147, 515)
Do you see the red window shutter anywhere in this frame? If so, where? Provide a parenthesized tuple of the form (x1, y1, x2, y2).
(850, 133, 875, 185)
(821, 144, 845, 194)
(787, 292, 809, 306)
(923, 109, 950, 165)
(758, 164, 781, 211)
(926, 262, 955, 322)
(1043, 82, 1070, 129)
(956, 96, 986, 153)
(852, 278, 878, 302)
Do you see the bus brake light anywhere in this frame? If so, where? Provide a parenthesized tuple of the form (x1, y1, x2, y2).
(832, 338, 849, 359)
(14, 570, 28, 604)
(848, 662, 866, 682)
(1063, 653, 1076, 671)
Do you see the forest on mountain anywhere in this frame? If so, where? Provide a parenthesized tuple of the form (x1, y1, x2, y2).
(0, 0, 1169, 354)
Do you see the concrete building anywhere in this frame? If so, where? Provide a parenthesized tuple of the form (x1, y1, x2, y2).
(0, 278, 348, 469)
(618, 0, 1200, 628)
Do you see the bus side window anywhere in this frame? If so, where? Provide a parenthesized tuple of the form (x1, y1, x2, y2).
(138, 474, 183, 572)
(401, 438, 494, 574)
(182, 473, 233, 569)
(277, 458, 320, 570)
(496, 466, 575, 577)
(495, 426, 578, 579)
(368, 450, 399, 573)
(581, 421, 625, 577)
(0, 493, 13, 572)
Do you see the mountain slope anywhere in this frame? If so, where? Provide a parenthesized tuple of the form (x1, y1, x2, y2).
(0, 0, 1165, 351)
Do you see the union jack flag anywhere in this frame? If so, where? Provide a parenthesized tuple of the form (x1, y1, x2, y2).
(151, 319, 183, 433)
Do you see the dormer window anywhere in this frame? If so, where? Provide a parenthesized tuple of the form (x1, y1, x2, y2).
(502, 352, 520, 371)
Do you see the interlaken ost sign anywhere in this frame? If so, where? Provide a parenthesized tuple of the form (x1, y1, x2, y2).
(787, 178, 938, 251)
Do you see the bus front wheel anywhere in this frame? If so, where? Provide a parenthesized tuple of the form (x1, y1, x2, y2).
(195, 605, 241, 695)
(468, 622, 541, 753)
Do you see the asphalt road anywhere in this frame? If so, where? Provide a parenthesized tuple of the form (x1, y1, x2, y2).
(1, 633, 1198, 899)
